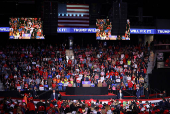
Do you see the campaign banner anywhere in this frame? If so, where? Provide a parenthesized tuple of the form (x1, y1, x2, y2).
(157, 29, 170, 34)
(22, 34, 31, 39)
(57, 27, 96, 33)
(82, 81, 91, 84)
(9, 36, 14, 39)
(0, 27, 10, 32)
(130, 29, 156, 34)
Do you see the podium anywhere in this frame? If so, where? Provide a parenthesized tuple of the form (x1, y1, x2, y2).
(82, 81, 91, 87)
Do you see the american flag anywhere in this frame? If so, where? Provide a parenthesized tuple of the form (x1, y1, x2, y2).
(58, 4, 89, 28)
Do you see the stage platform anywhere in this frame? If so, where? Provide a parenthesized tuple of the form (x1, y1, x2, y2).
(60, 92, 136, 100)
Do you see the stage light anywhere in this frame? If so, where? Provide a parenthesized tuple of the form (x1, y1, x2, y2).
(73, 14, 76, 16)
(66, 14, 68, 16)
(62, 14, 64, 16)
(81, 14, 83, 17)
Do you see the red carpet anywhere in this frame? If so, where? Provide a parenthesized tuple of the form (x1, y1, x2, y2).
(59, 92, 116, 96)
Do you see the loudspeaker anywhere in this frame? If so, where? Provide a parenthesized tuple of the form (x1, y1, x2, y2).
(43, 1, 58, 35)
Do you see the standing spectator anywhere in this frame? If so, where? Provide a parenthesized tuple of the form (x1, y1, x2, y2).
(136, 88, 140, 99)
(128, 81, 133, 90)
(102, 80, 107, 87)
(98, 81, 102, 87)
(117, 90, 124, 99)
(27, 99, 35, 114)
(51, 90, 58, 100)
(32, 86, 38, 99)
(145, 87, 149, 99)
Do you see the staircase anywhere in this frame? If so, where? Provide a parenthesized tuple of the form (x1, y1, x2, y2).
(0, 80, 4, 91)
(66, 49, 74, 62)
(147, 51, 155, 74)
(145, 51, 155, 85)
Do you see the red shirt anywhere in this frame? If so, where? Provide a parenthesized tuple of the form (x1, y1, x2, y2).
(82, 53, 86, 58)
(57, 101, 62, 108)
(39, 70, 43, 76)
(128, 82, 133, 88)
(76, 79, 81, 83)
(109, 72, 114, 76)
(122, 87, 126, 90)
(68, 60, 72, 65)
(24, 84, 28, 88)
(9, 75, 14, 79)
(106, 73, 109, 76)
(125, 54, 129, 59)
(91, 57, 94, 61)
(131, 76, 135, 81)
(52, 83, 56, 88)
(101, 65, 105, 69)
(27, 102, 35, 111)
(80, 63, 84, 68)
(134, 84, 136, 90)
(144, 68, 147, 74)
(115, 72, 118, 76)
(123, 58, 126, 64)
(17, 84, 20, 87)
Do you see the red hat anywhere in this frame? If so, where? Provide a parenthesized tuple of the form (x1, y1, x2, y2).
(50, 103, 54, 108)
(90, 99, 93, 102)
(30, 97, 33, 100)
(66, 105, 70, 108)
(85, 101, 88, 104)
(136, 102, 139, 105)
(54, 99, 56, 101)
(111, 107, 115, 111)
(108, 102, 111, 106)
(157, 109, 160, 112)
(120, 104, 123, 107)
(151, 104, 155, 107)
(88, 103, 91, 107)
(79, 108, 82, 113)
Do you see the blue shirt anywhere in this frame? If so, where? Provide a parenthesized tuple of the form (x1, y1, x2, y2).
(96, 37, 101, 40)
(58, 83, 63, 87)
(65, 75, 70, 79)
(59, 58, 62, 62)
(44, 84, 48, 88)
(48, 75, 52, 78)
(112, 84, 115, 87)
(91, 83, 95, 87)
(5, 75, 8, 79)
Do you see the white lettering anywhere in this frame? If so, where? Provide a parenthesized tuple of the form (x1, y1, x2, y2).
(88, 29, 92, 32)
(147, 30, 151, 33)
(0, 28, 9, 32)
(158, 30, 170, 34)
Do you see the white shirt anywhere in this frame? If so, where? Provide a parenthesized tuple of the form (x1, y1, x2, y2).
(53, 93, 55, 99)
(120, 93, 122, 99)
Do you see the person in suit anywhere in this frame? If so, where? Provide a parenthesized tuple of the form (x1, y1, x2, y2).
(82, 75, 89, 81)
(117, 89, 124, 99)
(145, 87, 149, 99)
(50, 90, 58, 100)
(32, 86, 38, 99)
(136, 89, 140, 99)
(162, 90, 166, 98)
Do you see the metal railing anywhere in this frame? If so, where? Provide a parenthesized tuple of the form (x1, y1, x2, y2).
(150, 88, 157, 98)
(122, 90, 135, 98)
(154, 88, 161, 94)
